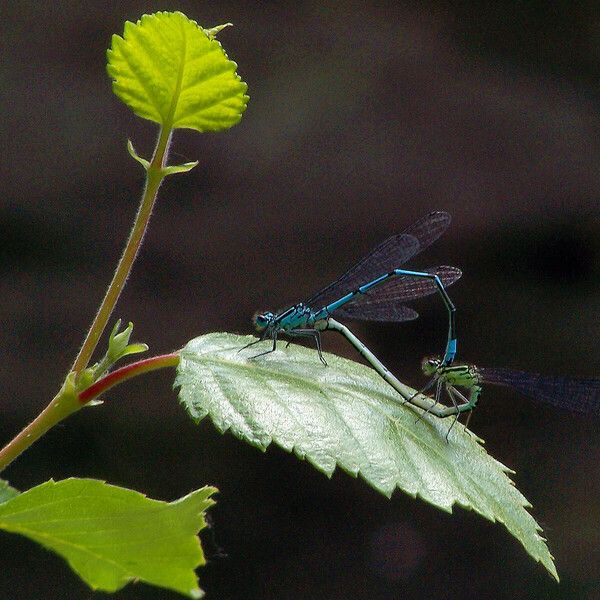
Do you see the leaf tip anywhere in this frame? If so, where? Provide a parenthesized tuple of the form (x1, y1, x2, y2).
(162, 161, 199, 176)
(204, 23, 234, 39)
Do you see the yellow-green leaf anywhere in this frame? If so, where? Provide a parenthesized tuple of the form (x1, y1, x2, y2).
(0, 478, 216, 597)
(107, 11, 248, 132)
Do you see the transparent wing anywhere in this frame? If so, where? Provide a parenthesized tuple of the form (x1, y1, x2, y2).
(304, 233, 419, 309)
(479, 367, 600, 416)
(305, 211, 452, 309)
(335, 266, 461, 322)
(336, 304, 419, 322)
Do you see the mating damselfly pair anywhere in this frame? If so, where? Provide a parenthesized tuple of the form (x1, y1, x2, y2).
(243, 211, 600, 438)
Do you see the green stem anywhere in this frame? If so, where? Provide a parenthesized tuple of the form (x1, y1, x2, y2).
(71, 127, 173, 377)
(0, 353, 180, 473)
(0, 127, 176, 473)
(79, 353, 180, 405)
(0, 378, 80, 473)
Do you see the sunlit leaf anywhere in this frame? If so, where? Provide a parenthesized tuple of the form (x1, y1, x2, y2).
(176, 332, 558, 581)
(0, 478, 216, 597)
(107, 11, 248, 132)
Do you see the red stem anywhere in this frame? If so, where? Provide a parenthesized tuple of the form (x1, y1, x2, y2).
(79, 352, 180, 404)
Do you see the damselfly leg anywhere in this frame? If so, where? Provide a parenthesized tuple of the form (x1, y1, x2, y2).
(405, 376, 437, 404)
(238, 328, 271, 353)
(414, 378, 444, 423)
(285, 329, 327, 365)
(248, 330, 279, 359)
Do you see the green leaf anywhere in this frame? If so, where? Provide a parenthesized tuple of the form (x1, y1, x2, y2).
(105, 320, 148, 365)
(203, 23, 233, 39)
(176, 332, 558, 581)
(126, 139, 198, 175)
(0, 478, 216, 597)
(127, 139, 150, 170)
(107, 11, 248, 132)
(162, 161, 200, 176)
(0, 480, 19, 504)
(83, 320, 148, 389)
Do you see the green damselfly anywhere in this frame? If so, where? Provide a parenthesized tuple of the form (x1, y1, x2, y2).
(416, 356, 600, 437)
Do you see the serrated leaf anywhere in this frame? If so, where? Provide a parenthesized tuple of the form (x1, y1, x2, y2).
(176, 332, 558, 581)
(0, 480, 19, 504)
(0, 478, 216, 597)
(107, 11, 248, 132)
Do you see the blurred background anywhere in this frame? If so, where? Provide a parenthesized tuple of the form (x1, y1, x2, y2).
(1, 1, 599, 599)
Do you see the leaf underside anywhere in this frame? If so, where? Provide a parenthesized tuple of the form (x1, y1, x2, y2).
(107, 11, 248, 132)
(176, 332, 558, 581)
(0, 478, 216, 598)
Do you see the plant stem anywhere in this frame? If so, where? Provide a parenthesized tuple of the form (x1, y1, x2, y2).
(0, 353, 180, 473)
(0, 381, 80, 473)
(71, 127, 173, 377)
(0, 127, 177, 474)
(79, 353, 180, 405)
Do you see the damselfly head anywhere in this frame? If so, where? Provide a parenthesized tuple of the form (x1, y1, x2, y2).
(253, 311, 274, 331)
(421, 356, 442, 375)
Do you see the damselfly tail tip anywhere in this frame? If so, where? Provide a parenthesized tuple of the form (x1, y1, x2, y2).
(427, 210, 451, 225)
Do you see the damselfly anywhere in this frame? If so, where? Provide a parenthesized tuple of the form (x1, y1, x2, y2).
(245, 211, 461, 370)
(416, 356, 600, 435)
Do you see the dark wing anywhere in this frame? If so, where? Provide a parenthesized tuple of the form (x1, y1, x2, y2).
(479, 367, 600, 417)
(336, 304, 419, 322)
(305, 211, 452, 309)
(335, 266, 461, 322)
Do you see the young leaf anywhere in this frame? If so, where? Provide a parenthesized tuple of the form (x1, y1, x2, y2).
(0, 480, 19, 504)
(107, 11, 248, 132)
(176, 332, 558, 581)
(203, 23, 233, 39)
(0, 478, 216, 597)
(127, 139, 151, 170)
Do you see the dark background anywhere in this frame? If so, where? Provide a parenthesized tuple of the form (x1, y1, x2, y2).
(1, 2, 599, 599)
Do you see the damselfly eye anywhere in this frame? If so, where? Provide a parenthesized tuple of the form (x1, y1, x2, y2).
(253, 311, 274, 331)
